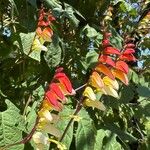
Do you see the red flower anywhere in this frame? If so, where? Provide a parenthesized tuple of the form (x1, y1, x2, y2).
(50, 83, 65, 101)
(119, 54, 136, 61)
(54, 73, 75, 94)
(95, 64, 115, 80)
(115, 61, 129, 74)
(36, 27, 53, 41)
(99, 55, 115, 67)
(124, 43, 135, 48)
(102, 39, 110, 47)
(104, 46, 121, 55)
(123, 48, 135, 55)
(45, 91, 61, 110)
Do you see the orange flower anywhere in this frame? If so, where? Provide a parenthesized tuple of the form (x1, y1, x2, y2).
(112, 69, 128, 85)
(36, 27, 53, 42)
(95, 64, 115, 80)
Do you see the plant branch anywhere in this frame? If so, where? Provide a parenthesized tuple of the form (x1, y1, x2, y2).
(75, 83, 87, 92)
(23, 94, 32, 116)
(59, 98, 84, 142)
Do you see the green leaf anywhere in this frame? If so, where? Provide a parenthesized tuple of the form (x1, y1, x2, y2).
(141, 38, 150, 48)
(27, 0, 37, 8)
(94, 129, 106, 150)
(82, 25, 98, 38)
(105, 123, 137, 143)
(63, 3, 80, 27)
(103, 131, 122, 150)
(86, 50, 99, 69)
(120, 2, 131, 12)
(9, 0, 19, 15)
(44, 0, 62, 9)
(130, 69, 139, 84)
(44, 36, 62, 68)
(0, 100, 25, 150)
(109, 25, 123, 49)
(20, 32, 41, 62)
(57, 105, 74, 149)
(76, 108, 96, 150)
(25, 101, 37, 132)
(120, 85, 135, 104)
(137, 85, 150, 97)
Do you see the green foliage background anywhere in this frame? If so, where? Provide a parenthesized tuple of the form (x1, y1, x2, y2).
(0, 0, 150, 149)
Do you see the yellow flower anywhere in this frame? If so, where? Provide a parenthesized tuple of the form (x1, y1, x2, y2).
(83, 86, 96, 101)
(83, 98, 106, 111)
(38, 109, 53, 122)
(103, 85, 119, 98)
(103, 76, 119, 90)
(32, 38, 48, 51)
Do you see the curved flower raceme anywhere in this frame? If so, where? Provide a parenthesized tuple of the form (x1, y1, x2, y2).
(83, 32, 136, 110)
(33, 68, 75, 150)
(32, 7, 55, 51)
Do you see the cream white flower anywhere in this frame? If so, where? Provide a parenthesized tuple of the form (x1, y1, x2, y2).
(33, 132, 49, 145)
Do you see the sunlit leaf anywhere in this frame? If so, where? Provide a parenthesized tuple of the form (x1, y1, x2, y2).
(0, 100, 25, 150)
(76, 109, 96, 150)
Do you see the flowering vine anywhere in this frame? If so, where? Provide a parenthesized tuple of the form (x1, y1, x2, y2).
(1, 5, 138, 150)
(30, 9, 76, 148)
